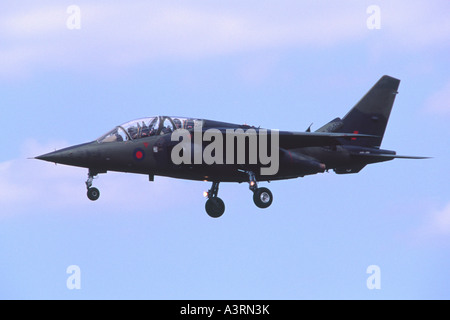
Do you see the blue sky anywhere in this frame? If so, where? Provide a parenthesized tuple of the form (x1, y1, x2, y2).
(0, 0, 449, 299)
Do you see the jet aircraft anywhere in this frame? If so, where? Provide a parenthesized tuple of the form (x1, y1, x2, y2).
(35, 75, 427, 218)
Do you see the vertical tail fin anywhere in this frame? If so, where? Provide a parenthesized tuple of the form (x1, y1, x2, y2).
(322, 75, 400, 148)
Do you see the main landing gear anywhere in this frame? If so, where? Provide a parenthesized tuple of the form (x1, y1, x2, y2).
(246, 171, 273, 209)
(204, 171, 273, 218)
(86, 170, 100, 201)
(204, 181, 225, 218)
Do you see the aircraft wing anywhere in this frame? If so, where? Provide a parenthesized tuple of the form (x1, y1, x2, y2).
(277, 131, 378, 149)
(195, 128, 377, 149)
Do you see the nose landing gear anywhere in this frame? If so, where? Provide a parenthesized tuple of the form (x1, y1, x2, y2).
(86, 170, 100, 201)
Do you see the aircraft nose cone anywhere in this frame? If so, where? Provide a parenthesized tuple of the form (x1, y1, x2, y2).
(35, 150, 66, 163)
(34, 142, 93, 165)
(35, 149, 74, 164)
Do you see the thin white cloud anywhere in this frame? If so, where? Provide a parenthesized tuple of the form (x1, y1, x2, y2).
(431, 204, 450, 235)
(2, 6, 66, 37)
(0, 1, 448, 79)
(0, 140, 82, 215)
(0, 139, 202, 218)
(419, 203, 450, 237)
(0, 1, 367, 78)
(424, 81, 450, 116)
(381, 0, 450, 49)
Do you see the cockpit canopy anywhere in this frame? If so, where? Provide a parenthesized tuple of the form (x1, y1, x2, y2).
(97, 116, 203, 143)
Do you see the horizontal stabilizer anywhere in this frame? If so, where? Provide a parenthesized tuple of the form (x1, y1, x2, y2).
(352, 153, 431, 160)
(380, 154, 430, 159)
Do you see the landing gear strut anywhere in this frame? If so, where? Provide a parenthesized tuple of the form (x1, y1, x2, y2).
(86, 170, 100, 201)
(204, 181, 225, 218)
(244, 170, 273, 209)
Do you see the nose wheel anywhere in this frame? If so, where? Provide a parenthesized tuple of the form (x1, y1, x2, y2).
(86, 170, 100, 201)
(87, 187, 100, 201)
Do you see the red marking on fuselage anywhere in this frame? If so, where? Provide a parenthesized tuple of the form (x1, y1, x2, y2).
(135, 151, 144, 159)
(352, 130, 359, 141)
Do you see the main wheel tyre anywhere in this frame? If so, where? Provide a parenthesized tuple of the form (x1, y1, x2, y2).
(87, 187, 100, 201)
(253, 187, 273, 208)
(205, 197, 225, 218)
